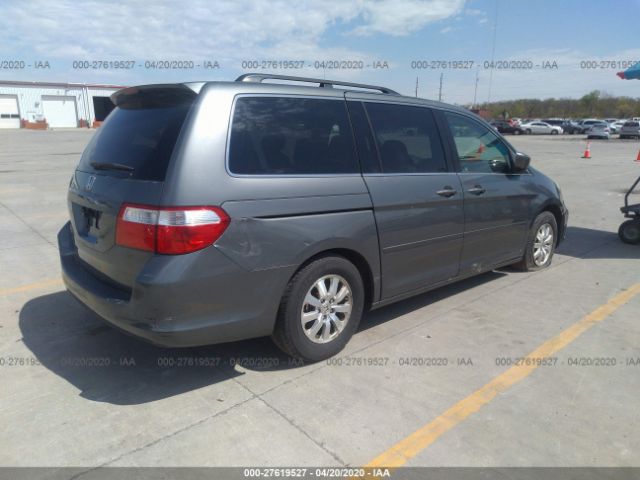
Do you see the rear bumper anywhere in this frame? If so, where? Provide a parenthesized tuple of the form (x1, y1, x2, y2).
(58, 222, 290, 347)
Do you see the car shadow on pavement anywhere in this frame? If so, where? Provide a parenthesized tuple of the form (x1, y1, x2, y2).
(359, 270, 507, 332)
(557, 226, 639, 260)
(18, 290, 288, 405)
(19, 271, 508, 406)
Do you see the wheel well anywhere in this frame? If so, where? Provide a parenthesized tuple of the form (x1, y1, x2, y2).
(541, 204, 564, 245)
(295, 249, 375, 311)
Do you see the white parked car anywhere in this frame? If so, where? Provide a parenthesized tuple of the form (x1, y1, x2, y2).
(521, 121, 563, 135)
(610, 120, 626, 133)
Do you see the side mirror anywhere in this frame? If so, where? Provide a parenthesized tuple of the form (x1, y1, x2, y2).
(512, 152, 530, 172)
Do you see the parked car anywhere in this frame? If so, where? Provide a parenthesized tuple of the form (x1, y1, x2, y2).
(562, 121, 582, 134)
(58, 74, 568, 361)
(543, 119, 581, 134)
(521, 121, 563, 135)
(612, 120, 627, 133)
(577, 119, 601, 133)
(620, 121, 640, 139)
(586, 122, 611, 139)
(490, 120, 525, 135)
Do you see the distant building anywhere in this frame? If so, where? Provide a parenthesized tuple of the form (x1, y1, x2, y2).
(0, 80, 124, 129)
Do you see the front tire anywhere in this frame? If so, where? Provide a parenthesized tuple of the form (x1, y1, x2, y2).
(551, 130, 558, 135)
(619, 220, 640, 245)
(513, 212, 558, 271)
(272, 256, 364, 362)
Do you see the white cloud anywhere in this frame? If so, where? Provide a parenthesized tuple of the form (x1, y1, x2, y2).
(0, 0, 465, 60)
(351, 0, 465, 36)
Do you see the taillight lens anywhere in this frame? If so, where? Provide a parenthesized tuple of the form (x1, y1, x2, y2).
(116, 205, 229, 255)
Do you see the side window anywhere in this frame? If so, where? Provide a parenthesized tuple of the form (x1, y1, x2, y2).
(443, 112, 512, 174)
(228, 97, 358, 175)
(364, 103, 447, 174)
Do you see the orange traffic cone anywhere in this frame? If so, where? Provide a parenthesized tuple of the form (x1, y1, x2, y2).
(582, 142, 591, 159)
(635, 149, 640, 163)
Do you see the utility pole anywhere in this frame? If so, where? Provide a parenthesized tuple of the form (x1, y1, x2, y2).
(473, 67, 480, 108)
(415, 76, 418, 98)
(438, 73, 443, 102)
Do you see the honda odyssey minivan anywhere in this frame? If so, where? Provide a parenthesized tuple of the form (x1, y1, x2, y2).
(59, 74, 568, 361)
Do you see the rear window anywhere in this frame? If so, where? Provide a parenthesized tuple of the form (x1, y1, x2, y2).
(228, 97, 358, 175)
(78, 102, 192, 181)
(624, 121, 639, 127)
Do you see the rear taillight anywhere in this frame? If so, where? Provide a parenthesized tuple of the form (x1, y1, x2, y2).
(116, 204, 229, 255)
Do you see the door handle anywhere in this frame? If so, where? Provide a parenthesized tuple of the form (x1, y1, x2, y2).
(436, 187, 457, 198)
(467, 185, 486, 195)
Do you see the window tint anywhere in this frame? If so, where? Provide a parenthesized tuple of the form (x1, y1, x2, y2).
(79, 104, 191, 181)
(444, 112, 512, 174)
(364, 103, 447, 173)
(228, 97, 358, 175)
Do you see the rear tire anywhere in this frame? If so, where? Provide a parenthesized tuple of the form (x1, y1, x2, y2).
(618, 220, 640, 245)
(514, 130, 521, 135)
(513, 212, 558, 271)
(272, 256, 364, 362)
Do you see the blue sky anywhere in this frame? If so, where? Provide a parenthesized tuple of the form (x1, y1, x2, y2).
(1, 0, 639, 103)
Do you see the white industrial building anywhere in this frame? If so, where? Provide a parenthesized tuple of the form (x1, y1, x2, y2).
(0, 81, 125, 129)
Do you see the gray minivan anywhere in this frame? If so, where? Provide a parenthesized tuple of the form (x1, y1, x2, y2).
(58, 74, 568, 361)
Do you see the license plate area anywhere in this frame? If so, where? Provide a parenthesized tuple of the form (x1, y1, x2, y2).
(73, 204, 102, 240)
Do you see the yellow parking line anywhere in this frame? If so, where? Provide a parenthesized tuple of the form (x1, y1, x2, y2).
(365, 283, 640, 469)
(0, 278, 63, 297)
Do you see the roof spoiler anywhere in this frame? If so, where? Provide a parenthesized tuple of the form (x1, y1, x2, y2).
(111, 84, 197, 108)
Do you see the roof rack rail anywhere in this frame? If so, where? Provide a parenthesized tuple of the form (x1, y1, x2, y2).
(235, 73, 399, 95)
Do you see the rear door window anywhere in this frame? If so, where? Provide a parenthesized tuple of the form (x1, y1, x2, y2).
(78, 99, 192, 181)
(364, 102, 447, 173)
(228, 96, 358, 175)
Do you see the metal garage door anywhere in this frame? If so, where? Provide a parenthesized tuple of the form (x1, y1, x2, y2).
(42, 96, 78, 128)
(0, 95, 20, 128)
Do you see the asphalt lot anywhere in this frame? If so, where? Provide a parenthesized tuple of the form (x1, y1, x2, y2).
(0, 129, 639, 471)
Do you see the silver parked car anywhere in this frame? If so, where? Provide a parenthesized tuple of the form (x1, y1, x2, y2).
(520, 121, 563, 135)
(586, 122, 611, 139)
(620, 121, 640, 139)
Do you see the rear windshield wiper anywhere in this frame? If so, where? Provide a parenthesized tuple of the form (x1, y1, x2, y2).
(90, 161, 134, 173)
